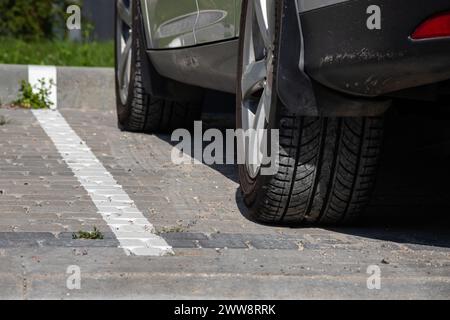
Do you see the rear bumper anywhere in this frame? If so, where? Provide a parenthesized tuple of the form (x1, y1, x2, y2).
(301, 0, 450, 97)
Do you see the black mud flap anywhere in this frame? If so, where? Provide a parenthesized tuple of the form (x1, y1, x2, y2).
(276, 0, 318, 116)
(134, 0, 165, 99)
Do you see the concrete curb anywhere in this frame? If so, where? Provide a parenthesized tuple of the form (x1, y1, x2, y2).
(0, 64, 115, 110)
(0, 64, 28, 106)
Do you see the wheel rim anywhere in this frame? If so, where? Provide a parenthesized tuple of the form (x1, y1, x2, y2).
(116, 0, 133, 105)
(241, 0, 276, 179)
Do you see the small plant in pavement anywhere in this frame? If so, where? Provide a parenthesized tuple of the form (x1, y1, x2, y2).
(14, 78, 54, 109)
(157, 225, 186, 234)
(72, 227, 104, 240)
(0, 115, 11, 126)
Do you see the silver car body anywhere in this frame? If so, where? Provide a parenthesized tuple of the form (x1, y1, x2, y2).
(141, 0, 240, 49)
(140, 0, 349, 49)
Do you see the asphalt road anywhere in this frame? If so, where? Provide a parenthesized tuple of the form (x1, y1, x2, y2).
(0, 101, 449, 299)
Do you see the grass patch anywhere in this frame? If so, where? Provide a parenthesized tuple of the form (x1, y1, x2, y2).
(13, 79, 54, 109)
(157, 225, 186, 234)
(72, 227, 104, 240)
(0, 37, 114, 67)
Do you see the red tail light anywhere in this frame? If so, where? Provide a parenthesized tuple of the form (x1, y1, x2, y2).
(412, 11, 450, 40)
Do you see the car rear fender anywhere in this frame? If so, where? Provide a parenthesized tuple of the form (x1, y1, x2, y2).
(276, 0, 390, 117)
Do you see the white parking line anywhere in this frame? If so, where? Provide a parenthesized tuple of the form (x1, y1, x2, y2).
(29, 66, 173, 256)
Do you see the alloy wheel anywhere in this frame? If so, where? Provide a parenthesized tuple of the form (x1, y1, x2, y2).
(116, 0, 133, 105)
(240, 0, 276, 178)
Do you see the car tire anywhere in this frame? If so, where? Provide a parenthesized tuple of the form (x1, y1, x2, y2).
(115, 0, 201, 133)
(237, 0, 384, 225)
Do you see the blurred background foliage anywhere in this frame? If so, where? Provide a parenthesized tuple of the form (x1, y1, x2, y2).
(0, 0, 73, 40)
(0, 0, 113, 67)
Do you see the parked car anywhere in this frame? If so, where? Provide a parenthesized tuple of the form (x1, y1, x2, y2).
(115, 0, 450, 226)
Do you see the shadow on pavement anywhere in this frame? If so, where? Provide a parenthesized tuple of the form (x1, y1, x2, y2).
(235, 103, 450, 248)
(155, 91, 240, 183)
(332, 105, 450, 248)
(154, 96, 450, 248)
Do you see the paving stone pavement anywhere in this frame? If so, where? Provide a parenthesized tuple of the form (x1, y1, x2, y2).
(0, 110, 107, 233)
(0, 106, 449, 299)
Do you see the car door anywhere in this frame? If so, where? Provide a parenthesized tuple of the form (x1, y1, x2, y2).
(194, 0, 239, 44)
(141, 0, 198, 48)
